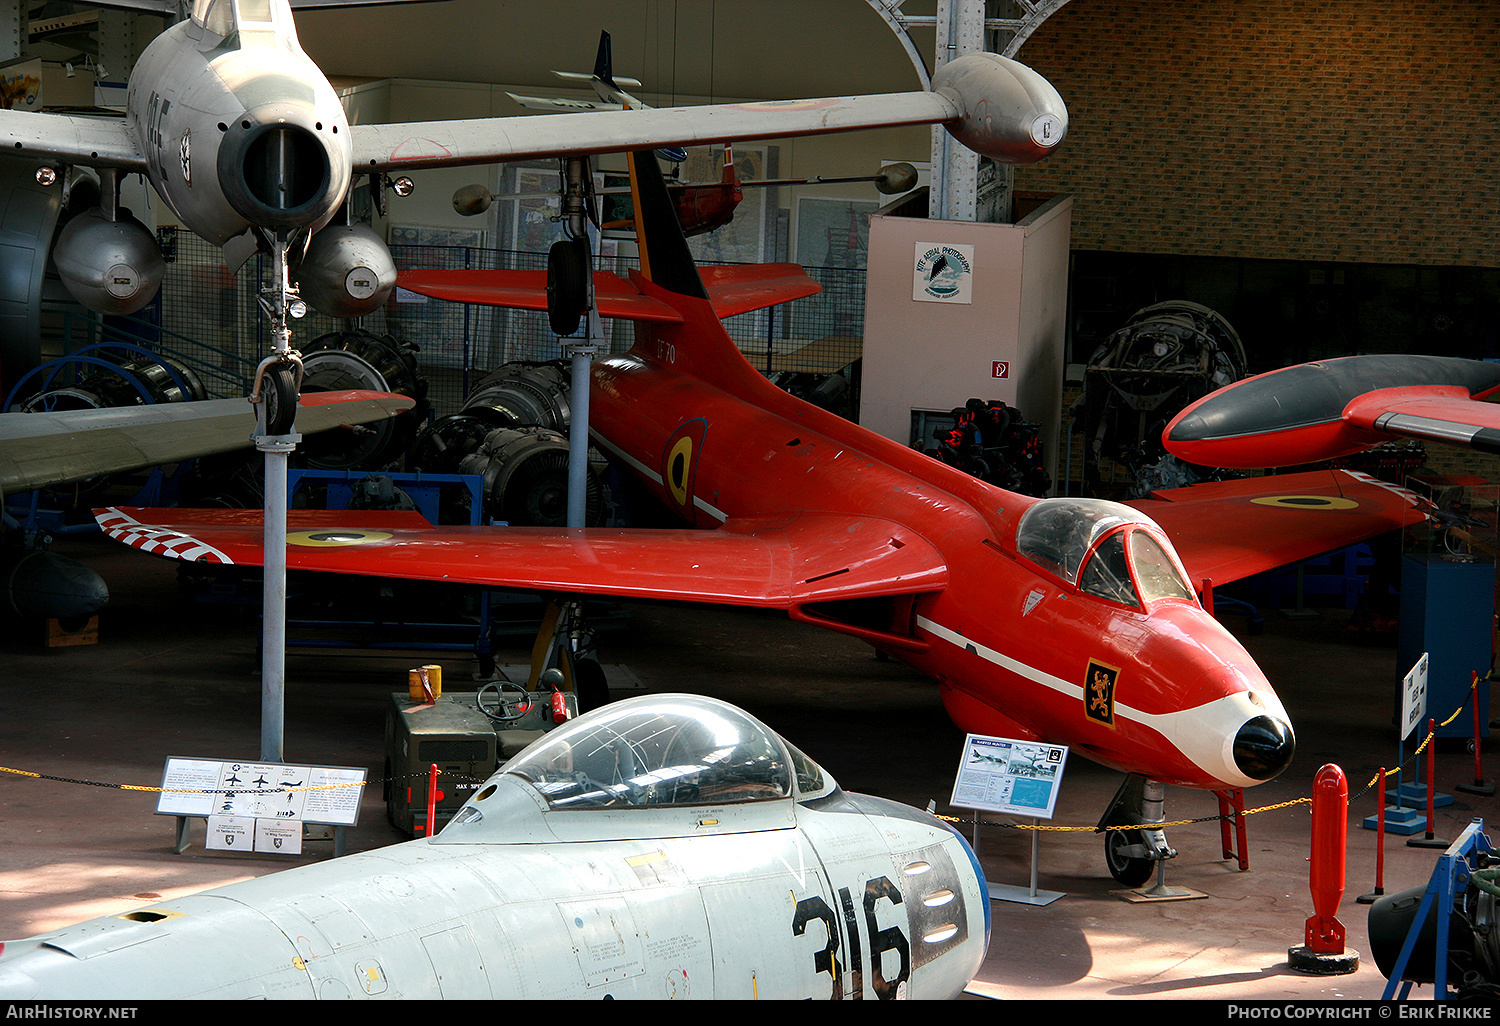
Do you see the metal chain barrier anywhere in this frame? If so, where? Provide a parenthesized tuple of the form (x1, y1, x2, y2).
(0, 677, 1485, 834)
(941, 674, 1485, 836)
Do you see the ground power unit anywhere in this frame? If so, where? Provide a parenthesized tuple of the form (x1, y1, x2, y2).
(384, 688, 567, 836)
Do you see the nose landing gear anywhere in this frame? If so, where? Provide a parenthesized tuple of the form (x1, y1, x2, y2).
(1099, 775, 1203, 900)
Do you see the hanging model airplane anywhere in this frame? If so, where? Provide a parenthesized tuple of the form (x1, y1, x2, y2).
(0, 693, 988, 1000)
(95, 150, 1434, 885)
(0, 0, 1068, 427)
(0, 388, 413, 621)
(463, 31, 922, 237)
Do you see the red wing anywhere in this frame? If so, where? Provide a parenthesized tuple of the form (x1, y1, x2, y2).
(94, 507, 946, 609)
(1341, 388, 1500, 451)
(397, 269, 684, 323)
(1125, 469, 1425, 589)
(397, 264, 819, 322)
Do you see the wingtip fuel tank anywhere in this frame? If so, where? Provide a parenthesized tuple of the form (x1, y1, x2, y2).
(932, 52, 1069, 164)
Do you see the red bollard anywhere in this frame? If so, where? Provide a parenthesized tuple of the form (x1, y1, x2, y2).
(1457, 672, 1495, 797)
(1409, 718, 1450, 849)
(1288, 764, 1359, 974)
(1357, 768, 1386, 904)
(422, 763, 443, 837)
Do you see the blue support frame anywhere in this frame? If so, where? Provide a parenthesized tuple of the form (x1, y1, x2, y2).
(1382, 818, 1493, 1000)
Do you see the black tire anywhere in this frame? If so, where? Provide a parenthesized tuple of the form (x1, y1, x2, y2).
(262, 362, 298, 435)
(546, 237, 589, 337)
(1104, 828, 1155, 887)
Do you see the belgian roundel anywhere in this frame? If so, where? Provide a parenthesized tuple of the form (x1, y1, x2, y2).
(662, 418, 708, 524)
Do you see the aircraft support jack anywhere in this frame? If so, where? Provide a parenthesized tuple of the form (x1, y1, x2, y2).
(1099, 775, 1206, 902)
(252, 226, 307, 763)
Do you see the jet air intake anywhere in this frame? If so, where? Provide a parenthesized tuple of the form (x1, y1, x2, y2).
(216, 102, 344, 230)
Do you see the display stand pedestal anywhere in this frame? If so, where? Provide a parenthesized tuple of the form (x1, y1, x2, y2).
(986, 819, 1065, 906)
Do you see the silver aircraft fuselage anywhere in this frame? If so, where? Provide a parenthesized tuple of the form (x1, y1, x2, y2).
(0, 695, 988, 1000)
(126, 0, 352, 246)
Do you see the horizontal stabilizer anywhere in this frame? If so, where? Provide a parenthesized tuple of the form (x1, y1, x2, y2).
(398, 263, 819, 321)
(399, 269, 684, 322)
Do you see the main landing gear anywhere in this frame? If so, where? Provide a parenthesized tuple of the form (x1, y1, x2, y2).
(1098, 775, 1180, 891)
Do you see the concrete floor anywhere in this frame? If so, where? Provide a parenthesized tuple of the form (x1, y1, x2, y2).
(1, 532, 1495, 1001)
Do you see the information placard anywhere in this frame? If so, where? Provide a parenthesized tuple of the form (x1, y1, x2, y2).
(949, 735, 1069, 819)
(156, 757, 366, 827)
(1401, 652, 1429, 741)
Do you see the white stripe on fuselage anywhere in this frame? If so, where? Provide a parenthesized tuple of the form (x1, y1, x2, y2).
(590, 429, 729, 523)
(914, 614, 1270, 788)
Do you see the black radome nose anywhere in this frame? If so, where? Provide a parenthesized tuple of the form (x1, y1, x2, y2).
(1234, 715, 1296, 780)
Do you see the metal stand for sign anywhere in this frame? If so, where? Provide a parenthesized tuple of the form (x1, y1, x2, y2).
(971, 813, 1066, 906)
(951, 734, 1070, 906)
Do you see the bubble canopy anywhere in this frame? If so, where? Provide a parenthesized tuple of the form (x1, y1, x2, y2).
(1015, 497, 1195, 608)
(501, 694, 834, 810)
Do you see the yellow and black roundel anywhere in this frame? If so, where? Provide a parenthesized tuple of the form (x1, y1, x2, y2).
(287, 529, 393, 547)
(661, 418, 708, 523)
(1249, 494, 1360, 511)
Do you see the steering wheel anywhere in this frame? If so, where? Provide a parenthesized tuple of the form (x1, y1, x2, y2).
(476, 680, 532, 724)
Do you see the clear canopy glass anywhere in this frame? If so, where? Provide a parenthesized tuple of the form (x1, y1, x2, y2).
(504, 694, 810, 810)
(1016, 497, 1194, 608)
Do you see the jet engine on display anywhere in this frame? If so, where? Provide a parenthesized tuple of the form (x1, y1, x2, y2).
(0, 695, 988, 1001)
(1075, 301, 1248, 498)
(1368, 880, 1500, 1001)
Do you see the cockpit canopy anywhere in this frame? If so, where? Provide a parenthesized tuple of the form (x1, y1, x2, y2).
(193, 0, 280, 36)
(503, 693, 835, 810)
(1016, 497, 1196, 608)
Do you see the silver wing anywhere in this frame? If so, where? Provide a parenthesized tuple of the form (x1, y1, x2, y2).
(0, 391, 414, 496)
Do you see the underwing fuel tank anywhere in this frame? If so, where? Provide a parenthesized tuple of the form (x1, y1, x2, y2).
(0, 695, 988, 1000)
(51, 208, 164, 316)
(294, 223, 398, 319)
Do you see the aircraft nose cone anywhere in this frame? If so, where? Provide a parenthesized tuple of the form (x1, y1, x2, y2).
(1234, 715, 1296, 781)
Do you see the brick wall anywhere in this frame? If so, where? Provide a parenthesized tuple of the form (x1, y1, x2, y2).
(1013, 0, 1499, 268)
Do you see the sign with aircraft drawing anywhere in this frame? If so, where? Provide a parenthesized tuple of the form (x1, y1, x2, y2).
(155, 757, 366, 827)
(913, 242, 975, 303)
(949, 735, 1069, 818)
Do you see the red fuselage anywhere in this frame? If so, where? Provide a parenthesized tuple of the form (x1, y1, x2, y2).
(584, 279, 1294, 791)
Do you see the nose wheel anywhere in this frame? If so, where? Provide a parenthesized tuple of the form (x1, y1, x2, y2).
(1103, 824, 1158, 888)
(1099, 775, 1197, 898)
(254, 357, 300, 436)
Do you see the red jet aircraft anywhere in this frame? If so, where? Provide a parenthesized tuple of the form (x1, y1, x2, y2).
(97, 151, 1428, 884)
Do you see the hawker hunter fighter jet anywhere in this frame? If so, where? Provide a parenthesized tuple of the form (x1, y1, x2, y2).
(96, 150, 1432, 885)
